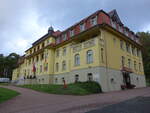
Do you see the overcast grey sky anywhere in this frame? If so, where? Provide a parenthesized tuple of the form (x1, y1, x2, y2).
(0, 0, 150, 55)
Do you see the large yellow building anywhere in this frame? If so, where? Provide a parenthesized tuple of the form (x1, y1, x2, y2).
(12, 9, 146, 92)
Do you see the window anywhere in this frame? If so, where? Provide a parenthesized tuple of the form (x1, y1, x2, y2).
(74, 54, 80, 66)
(62, 77, 65, 83)
(56, 49, 59, 57)
(87, 50, 93, 64)
(134, 48, 137, 56)
(113, 38, 116, 44)
(29, 59, 31, 65)
(132, 46, 135, 55)
(120, 40, 124, 50)
(36, 56, 39, 62)
(56, 37, 60, 44)
(80, 23, 85, 32)
(24, 70, 26, 76)
(139, 50, 142, 58)
(101, 48, 104, 63)
(62, 61, 66, 71)
(128, 59, 131, 68)
(139, 63, 141, 71)
(45, 63, 48, 71)
(37, 45, 40, 50)
(56, 63, 59, 72)
(42, 42, 45, 48)
(134, 61, 137, 70)
(30, 50, 32, 54)
(34, 48, 36, 52)
(121, 56, 125, 67)
(75, 75, 79, 83)
(119, 25, 123, 33)
(40, 65, 42, 73)
(126, 43, 130, 53)
(90, 16, 97, 26)
(87, 73, 93, 81)
(41, 53, 44, 60)
(111, 20, 116, 29)
(70, 29, 74, 37)
(63, 47, 66, 56)
(32, 57, 34, 63)
(55, 78, 58, 83)
(124, 29, 128, 36)
(62, 33, 67, 41)
(47, 39, 49, 45)
(137, 49, 140, 57)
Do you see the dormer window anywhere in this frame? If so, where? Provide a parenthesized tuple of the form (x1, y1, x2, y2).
(80, 23, 85, 32)
(62, 33, 67, 41)
(111, 20, 116, 29)
(124, 29, 129, 36)
(56, 37, 60, 44)
(90, 16, 97, 26)
(118, 25, 123, 33)
(70, 29, 74, 37)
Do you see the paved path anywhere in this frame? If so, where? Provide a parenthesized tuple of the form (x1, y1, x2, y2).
(0, 86, 150, 113)
(86, 96, 150, 113)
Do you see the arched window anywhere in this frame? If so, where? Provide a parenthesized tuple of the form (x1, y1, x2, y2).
(56, 63, 59, 72)
(87, 50, 93, 64)
(87, 73, 93, 81)
(62, 61, 66, 71)
(74, 54, 80, 66)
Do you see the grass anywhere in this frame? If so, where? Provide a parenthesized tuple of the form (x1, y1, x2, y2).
(0, 87, 20, 103)
(19, 81, 102, 95)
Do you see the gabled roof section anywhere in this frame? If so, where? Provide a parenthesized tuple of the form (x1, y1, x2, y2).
(108, 9, 123, 25)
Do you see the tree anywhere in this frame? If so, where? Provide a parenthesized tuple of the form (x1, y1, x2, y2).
(137, 31, 150, 79)
(0, 53, 20, 79)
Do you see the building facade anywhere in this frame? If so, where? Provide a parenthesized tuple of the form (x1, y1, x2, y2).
(12, 9, 146, 92)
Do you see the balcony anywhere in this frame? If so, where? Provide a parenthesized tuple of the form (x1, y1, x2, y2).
(72, 38, 96, 53)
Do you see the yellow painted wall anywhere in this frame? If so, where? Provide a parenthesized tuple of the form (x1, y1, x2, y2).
(102, 29, 144, 75)
(12, 27, 145, 81)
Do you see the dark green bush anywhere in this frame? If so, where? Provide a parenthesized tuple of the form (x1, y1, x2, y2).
(75, 81, 102, 93)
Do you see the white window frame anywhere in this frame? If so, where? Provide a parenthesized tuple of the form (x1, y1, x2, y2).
(80, 23, 85, 32)
(87, 50, 93, 64)
(62, 61, 66, 71)
(70, 29, 74, 37)
(74, 54, 80, 66)
(62, 33, 67, 41)
(90, 16, 97, 26)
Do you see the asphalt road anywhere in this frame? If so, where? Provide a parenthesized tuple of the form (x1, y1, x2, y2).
(86, 96, 150, 113)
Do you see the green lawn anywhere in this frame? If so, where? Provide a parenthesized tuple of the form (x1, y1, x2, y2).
(19, 81, 102, 95)
(0, 87, 20, 103)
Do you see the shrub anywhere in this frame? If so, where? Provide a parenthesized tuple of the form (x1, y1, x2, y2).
(76, 81, 102, 93)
